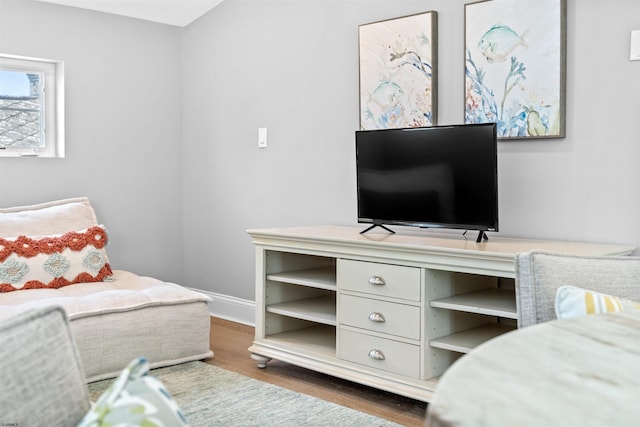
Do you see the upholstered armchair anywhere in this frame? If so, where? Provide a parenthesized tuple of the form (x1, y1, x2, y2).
(515, 251, 640, 328)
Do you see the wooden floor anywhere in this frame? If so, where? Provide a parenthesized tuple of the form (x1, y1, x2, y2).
(206, 317, 428, 426)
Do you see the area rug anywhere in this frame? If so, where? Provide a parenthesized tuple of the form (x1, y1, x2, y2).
(88, 361, 402, 427)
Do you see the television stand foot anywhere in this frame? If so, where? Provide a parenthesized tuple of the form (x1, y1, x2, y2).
(360, 224, 395, 235)
(476, 230, 489, 243)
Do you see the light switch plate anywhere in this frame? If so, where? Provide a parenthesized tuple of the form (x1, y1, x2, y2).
(630, 30, 640, 61)
(258, 127, 267, 148)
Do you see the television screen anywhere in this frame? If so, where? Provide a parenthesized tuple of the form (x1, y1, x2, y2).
(356, 123, 498, 237)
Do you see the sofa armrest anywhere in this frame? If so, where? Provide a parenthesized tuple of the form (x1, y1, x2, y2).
(0, 306, 91, 425)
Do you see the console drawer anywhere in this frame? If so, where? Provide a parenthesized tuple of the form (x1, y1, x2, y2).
(338, 329, 420, 378)
(337, 259, 421, 301)
(339, 294, 420, 340)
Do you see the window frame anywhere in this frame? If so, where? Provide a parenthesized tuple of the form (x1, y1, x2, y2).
(0, 54, 65, 158)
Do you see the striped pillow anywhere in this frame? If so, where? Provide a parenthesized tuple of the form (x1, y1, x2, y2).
(555, 285, 640, 320)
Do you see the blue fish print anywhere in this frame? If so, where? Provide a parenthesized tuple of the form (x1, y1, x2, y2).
(478, 25, 527, 63)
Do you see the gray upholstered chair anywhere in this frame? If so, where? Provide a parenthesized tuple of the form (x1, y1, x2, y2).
(0, 305, 91, 426)
(515, 251, 640, 328)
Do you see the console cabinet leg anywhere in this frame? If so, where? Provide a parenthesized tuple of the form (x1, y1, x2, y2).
(251, 353, 272, 368)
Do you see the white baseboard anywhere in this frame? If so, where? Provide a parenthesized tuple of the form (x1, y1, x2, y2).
(190, 288, 255, 326)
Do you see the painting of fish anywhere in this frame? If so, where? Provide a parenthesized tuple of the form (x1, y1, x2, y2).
(359, 11, 438, 130)
(478, 25, 528, 63)
(465, 0, 566, 139)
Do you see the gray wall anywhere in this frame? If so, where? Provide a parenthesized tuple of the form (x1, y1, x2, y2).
(0, 0, 184, 283)
(182, 0, 640, 301)
(1, 0, 639, 303)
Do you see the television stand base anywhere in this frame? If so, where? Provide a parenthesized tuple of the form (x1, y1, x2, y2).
(360, 224, 395, 235)
(476, 230, 489, 243)
(463, 230, 489, 242)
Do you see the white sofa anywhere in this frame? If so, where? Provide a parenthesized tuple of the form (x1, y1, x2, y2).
(0, 197, 213, 382)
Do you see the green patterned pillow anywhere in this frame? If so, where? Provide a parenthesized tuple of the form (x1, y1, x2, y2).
(78, 357, 188, 427)
(555, 285, 640, 319)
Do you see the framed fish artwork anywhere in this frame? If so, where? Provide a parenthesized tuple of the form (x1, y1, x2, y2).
(465, 0, 566, 139)
(359, 11, 438, 130)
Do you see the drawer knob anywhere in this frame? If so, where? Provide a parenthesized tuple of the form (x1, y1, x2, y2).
(368, 275, 386, 286)
(368, 312, 386, 323)
(368, 349, 386, 360)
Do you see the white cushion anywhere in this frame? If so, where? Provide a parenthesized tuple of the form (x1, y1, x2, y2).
(0, 197, 98, 238)
(0, 270, 213, 382)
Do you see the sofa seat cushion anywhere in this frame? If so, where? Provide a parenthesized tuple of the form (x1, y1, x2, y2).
(0, 270, 213, 382)
(0, 270, 209, 318)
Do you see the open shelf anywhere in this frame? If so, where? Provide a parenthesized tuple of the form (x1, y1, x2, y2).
(266, 295, 336, 326)
(265, 324, 336, 357)
(430, 288, 517, 319)
(267, 266, 336, 291)
(429, 323, 516, 354)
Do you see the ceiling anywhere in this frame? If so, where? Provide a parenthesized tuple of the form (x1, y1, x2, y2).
(35, 0, 224, 27)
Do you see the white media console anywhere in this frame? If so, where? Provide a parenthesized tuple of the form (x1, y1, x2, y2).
(247, 225, 634, 402)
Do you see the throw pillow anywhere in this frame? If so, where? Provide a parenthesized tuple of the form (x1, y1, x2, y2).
(0, 197, 99, 238)
(555, 285, 640, 320)
(0, 225, 113, 292)
(78, 357, 188, 427)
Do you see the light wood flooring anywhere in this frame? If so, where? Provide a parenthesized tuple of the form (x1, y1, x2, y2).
(206, 317, 428, 426)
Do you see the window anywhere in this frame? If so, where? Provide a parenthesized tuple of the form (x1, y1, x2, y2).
(0, 54, 64, 158)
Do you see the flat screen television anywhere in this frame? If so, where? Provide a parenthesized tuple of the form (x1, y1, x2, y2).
(355, 123, 498, 241)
